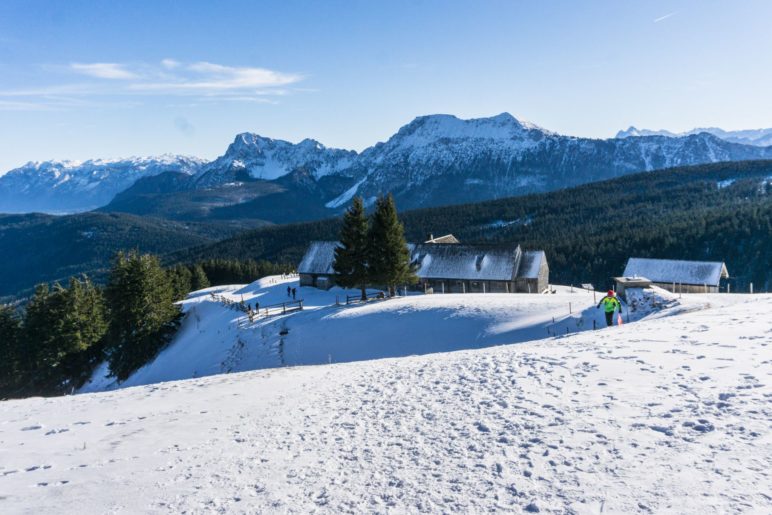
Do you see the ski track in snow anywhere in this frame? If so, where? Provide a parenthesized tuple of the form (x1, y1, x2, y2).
(1, 293, 770, 513)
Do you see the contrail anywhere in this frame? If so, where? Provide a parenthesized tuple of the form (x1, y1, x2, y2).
(654, 11, 678, 23)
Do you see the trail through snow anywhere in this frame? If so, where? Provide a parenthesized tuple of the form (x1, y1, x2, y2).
(1, 294, 770, 513)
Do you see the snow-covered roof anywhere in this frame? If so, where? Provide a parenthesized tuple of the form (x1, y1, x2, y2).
(297, 241, 340, 275)
(410, 243, 522, 281)
(623, 258, 728, 286)
(299, 240, 548, 282)
(516, 250, 547, 279)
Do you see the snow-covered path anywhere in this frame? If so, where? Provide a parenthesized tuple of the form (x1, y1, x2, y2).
(1, 296, 770, 513)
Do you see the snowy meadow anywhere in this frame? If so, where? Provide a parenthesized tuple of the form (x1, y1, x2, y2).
(0, 278, 770, 513)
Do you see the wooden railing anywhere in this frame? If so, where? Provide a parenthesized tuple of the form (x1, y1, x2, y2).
(209, 292, 303, 323)
(345, 291, 385, 305)
(258, 299, 304, 317)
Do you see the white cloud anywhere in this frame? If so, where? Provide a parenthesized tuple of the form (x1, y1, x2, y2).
(0, 59, 304, 109)
(653, 11, 678, 23)
(161, 58, 181, 69)
(0, 99, 51, 111)
(133, 61, 302, 92)
(70, 62, 138, 79)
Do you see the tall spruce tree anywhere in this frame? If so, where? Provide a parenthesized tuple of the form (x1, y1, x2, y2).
(55, 276, 108, 388)
(190, 264, 211, 291)
(0, 305, 22, 396)
(21, 283, 58, 389)
(368, 194, 416, 296)
(19, 277, 108, 394)
(168, 264, 193, 301)
(105, 251, 181, 381)
(333, 196, 371, 300)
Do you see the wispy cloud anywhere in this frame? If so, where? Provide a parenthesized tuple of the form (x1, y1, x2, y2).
(0, 99, 52, 111)
(131, 61, 301, 92)
(161, 58, 181, 69)
(653, 11, 678, 23)
(0, 59, 304, 110)
(70, 62, 139, 79)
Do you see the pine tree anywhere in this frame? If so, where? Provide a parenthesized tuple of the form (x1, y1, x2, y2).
(190, 264, 210, 291)
(168, 265, 193, 301)
(368, 194, 416, 296)
(105, 251, 181, 381)
(0, 305, 22, 396)
(19, 277, 108, 393)
(55, 276, 108, 388)
(21, 283, 58, 389)
(333, 196, 371, 300)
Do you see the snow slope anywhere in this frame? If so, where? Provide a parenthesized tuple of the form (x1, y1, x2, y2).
(81, 276, 683, 392)
(1, 293, 770, 513)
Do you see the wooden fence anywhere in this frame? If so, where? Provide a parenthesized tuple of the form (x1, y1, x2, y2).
(208, 292, 303, 324)
(345, 291, 385, 305)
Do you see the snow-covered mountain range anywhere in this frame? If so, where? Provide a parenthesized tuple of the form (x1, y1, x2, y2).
(193, 133, 357, 188)
(617, 126, 772, 147)
(3, 113, 772, 217)
(0, 155, 205, 213)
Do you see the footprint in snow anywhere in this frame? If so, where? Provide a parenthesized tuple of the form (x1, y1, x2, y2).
(475, 422, 490, 433)
(21, 425, 43, 431)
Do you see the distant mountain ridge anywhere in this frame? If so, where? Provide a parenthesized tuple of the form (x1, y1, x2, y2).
(617, 126, 772, 147)
(3, 113, 772, 217)
(0, 155, 205, 213)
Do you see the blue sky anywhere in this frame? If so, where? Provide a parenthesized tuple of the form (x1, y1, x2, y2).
(0, 0, 771, 171)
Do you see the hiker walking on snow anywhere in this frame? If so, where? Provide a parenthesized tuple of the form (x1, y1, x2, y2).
(287, 286, 291, 297)
(291, 287, 296, 300)
(597, 290, 623, 327)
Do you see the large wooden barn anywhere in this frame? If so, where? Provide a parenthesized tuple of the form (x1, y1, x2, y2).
(621, 257, 729, 293)
(298, 239, 549, 294)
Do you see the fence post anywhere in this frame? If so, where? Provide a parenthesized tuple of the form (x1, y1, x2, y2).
(283, 303, 286, 314)
(569, 302, 572, 314)
(593, 319, 596, 330)
(750, 282, 754, 294)
(299, 300, 303, 310)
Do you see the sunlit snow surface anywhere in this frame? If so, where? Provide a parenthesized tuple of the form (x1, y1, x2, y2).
(1, 279, 770, 513)
(81, 276, 681, 392)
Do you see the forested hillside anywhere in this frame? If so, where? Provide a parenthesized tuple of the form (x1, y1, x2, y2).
(173, 160, 772, 292)
(0, 213, 266, 298)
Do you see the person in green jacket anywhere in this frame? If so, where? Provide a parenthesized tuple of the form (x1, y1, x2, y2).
(597, 290, 623, 327)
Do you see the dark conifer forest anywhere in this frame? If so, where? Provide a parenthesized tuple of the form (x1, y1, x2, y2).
(173, 160, 772, 292)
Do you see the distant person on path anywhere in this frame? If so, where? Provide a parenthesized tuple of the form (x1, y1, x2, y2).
(597, 290, 623, 327)
(291, 287, 296, 300)
(287, 286, 291, 297)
